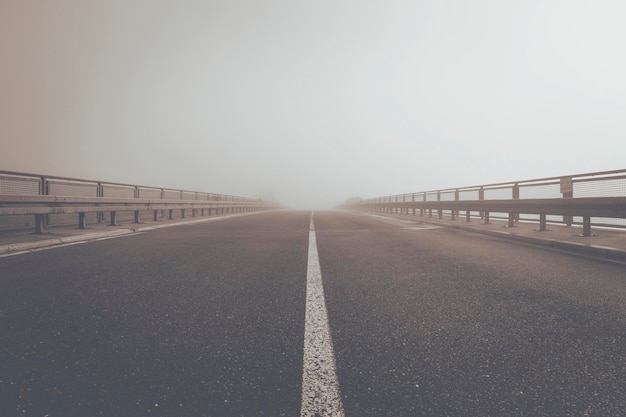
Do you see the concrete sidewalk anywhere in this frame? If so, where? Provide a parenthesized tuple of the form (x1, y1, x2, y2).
(0, 211, 261, 256)
(362, 211, 626, 264)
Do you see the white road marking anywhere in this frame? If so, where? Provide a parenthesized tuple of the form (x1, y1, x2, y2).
(301, 212, 345, 417)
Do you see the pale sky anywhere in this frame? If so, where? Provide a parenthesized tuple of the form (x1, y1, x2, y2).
(1, 0, 625, 209)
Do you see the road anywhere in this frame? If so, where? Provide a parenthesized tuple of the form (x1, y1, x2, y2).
(1, 210, 624, 416)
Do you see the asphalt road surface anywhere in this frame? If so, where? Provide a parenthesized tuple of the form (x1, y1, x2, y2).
(1, 210, 624, 416)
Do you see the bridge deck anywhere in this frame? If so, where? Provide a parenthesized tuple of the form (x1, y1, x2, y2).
(1, 210, 625, 416)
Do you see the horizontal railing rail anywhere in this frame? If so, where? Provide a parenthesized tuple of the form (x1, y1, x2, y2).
(0, 195, 273, 215)
(355, 197, 626, 217)
(0, 170, 279, 233)
(344, 169, 626, 237)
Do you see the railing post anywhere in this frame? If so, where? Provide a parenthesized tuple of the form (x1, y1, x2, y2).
(437, 191, 442, 219)
(79, 212, 87, 229)
(153, 210, 158, 222)
(512, 182, 520, 224)
(97, 182, 103, 223)
(538, 213, 547, 231)
(451, 189, 459, 221)
(479, 186, 485, 220)
(110, 211, 117, 226)
(582, 216, 592, 237)
(483, 211, 490, 225)
(43, 176, 51, 228)
(35, 214, 45, 234)
(34, 176, 47, 234)
(134, 211, 141, 224)
(508, 212, 515, 228)
(561, 177, 573, 226)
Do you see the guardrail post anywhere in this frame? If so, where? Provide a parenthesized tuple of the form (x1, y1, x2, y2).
(97, 182, 103, 223)
(538, 214, 547, 231)
(452, 189, 459, 221)
(153, 210, 158, 222)
(134, 210, 140, 224)
(181, 209, 186, 218)
(169, 209, 173, 220)
(110, 211, 117, 226)
(35, 214, 45, 234)
(479, 186, 485, 220)
(79, 212, 87, 229)
(582, 216, 592, 237)
(561, 177, 573, 226)
(421, 193, 426, 216)
(512, 182, 520, 223)
(43, 176, 51, 227)
(437, 191, 442, 219)
(412, 194, 416, 215)
(465, 210, 471, 222)
(508, 212, 515, 228)
(483, 211, 490, 225)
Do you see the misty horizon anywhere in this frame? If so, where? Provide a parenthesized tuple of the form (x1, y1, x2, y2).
(2, 1, 625, 210)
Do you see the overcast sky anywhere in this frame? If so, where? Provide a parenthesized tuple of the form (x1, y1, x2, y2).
(1, 1, 625, 208)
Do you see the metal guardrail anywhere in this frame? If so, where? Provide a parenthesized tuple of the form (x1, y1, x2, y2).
(0, 170, 278, 233)
(343, 169, 626, 237)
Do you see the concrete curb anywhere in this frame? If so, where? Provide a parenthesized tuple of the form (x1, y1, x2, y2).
(353, 211, 626, 264)
(0, 210, 271, 256)
(439, 222, 626, 264)
(0, 229, 134, 256)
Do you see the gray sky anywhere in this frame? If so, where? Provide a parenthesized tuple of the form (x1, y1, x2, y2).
(1, 1, 625, 209)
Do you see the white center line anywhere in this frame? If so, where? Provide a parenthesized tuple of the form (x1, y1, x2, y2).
(301, 212, 345, 417)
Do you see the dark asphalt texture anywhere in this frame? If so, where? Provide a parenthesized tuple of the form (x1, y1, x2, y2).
(315, 212, 626, 417)
(1, 210, 625, 416)
(1, 211, 310, 417)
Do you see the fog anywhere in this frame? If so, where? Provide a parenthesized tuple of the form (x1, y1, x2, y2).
(1, 1, 625, 209)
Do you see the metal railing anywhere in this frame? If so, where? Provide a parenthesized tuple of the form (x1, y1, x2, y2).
(0, 170, 279, 233)
(343, 169, 626, 237)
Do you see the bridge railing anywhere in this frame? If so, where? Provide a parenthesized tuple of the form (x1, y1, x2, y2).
(0, 170, 277, 234)
(344, 169, 626, 237)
